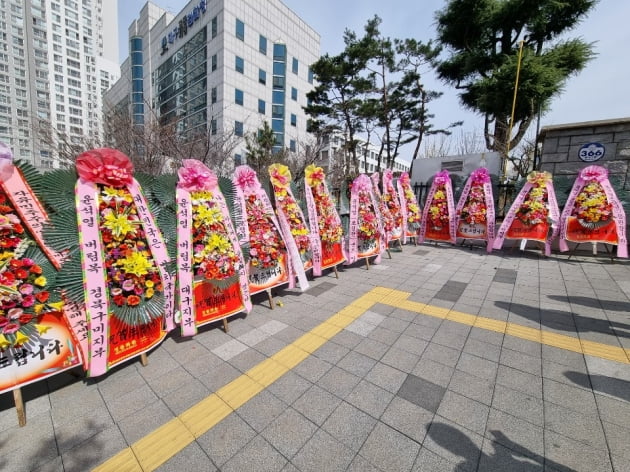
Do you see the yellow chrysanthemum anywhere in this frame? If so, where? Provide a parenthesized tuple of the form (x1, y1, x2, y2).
(194, 205, 222, 225)
(103, 211, 137, 238)
(117, 251, 153, 276)
(207, 234, 232, 253)
(34, 276, 47, 287)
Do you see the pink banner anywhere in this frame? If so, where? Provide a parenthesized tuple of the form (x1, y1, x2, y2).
(382, 169, 403, 242)
(455, 168, 495, 252)
(493, 172, 560, 256)
(304, 184, 323, 276)
(418, 170, 456, 244)
(559, 165, 627, 258)
(346, 174, 385, 264)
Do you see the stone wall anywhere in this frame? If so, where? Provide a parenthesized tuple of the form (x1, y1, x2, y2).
(539, 117, 630, 187)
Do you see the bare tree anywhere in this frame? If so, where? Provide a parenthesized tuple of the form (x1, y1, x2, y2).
(36, 120, 103, 168)
(454, 129, 485, 155)
(422, 134, 452, 158)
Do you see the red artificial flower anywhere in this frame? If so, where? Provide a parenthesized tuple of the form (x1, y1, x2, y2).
(75, 148, 134, 187)
(127, 295, 141, 306)
(35, 291, 50, 303)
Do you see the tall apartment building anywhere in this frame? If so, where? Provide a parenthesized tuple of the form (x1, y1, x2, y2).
(0, 0, 120, 168)
(107, 0, 320, 172)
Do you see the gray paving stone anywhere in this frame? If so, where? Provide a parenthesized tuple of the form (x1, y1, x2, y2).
(456, 352, 499, 381)
(359, 421, 421, 472)
(421, 342, 461, 368)
(352, 338, 388, 361)
(221, 435, 287, 472)
(500, 347, 542, 377)
(544, 430, 613, 472)
(368, 325, 401, 345)
(393, 334, 429, 356)
(338, 350, 377, 377)
(292, 355, 333, 383)
(544, 402, 607, 450)
(432, 329, 468, 350)
(345, 318, 378, 336)
(228, 347, 268, 373)
(468, 327, 505, 347)
(155, 442, 217, 472)
(330, 330, 364, 349)
(292, 384, 341, 425)
(291, 428, 355, 472)
(253, 336, 288, 357)
(30, 456, 64, 472)
(485, 408, 544, 460)
(196, 362, 242, 392)
(346, 454, 382, 472)
(161, 379, 210, 416)
(543, 378, 598, 415)
(496, 365, 543, 399)
(423, 417, 483, 472)
(1, 412, 58, 472)
(316, 366, 362, 398)
(261, 407, 317, 458)
(236, 390, 288, 433)
(381, 346, 421, 373)
(365, 361, 407, 393)
(117, 399, 174, 444)
(211, 339, 249, 361)
(321, 400, 377, 451)
(602, 420, 630, 461)
(346, 379, 394, 418)
(381, 396, 433, 444)
(62, 424, 128, 472)
(492, 384, 544, 427)
(397, 374, 446, 413)
(412, 446, 464, 472)
(448, 369, 495, 406)
(106, 383, 159, 422)
(267, 370, 313, 405)
(463, 337, 501, 362)
(413, 357, 455, 387)
(437, 390, 490, 434)
(198, 413, 257, 466)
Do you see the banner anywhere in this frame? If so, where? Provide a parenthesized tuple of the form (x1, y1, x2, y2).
(419, 170, 456, 244)
(347, 174, 385, 264)
(382, 169, 403, 242)
(455, 168, 495, 251)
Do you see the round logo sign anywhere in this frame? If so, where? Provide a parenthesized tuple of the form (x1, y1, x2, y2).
(578, 142, 605, 162)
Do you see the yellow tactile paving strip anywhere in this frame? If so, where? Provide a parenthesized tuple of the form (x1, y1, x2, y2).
(93, 287, 629, 471)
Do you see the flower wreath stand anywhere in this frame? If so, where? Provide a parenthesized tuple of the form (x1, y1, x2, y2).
(382, 169, 404, 250)
(493, 171, 560, 256)
(233, 166, 292, 309)
(0, 143, 83, 426)
(370, 172, 394, 259)
(455, 167, 495, 252)
(419, 170, 457, 245)
(44, 149, 174, 378)
(304, 165, 345, 278)
(268, 164, 311, 289)
(176, 160, 252, 336)
(347, 174, 386, 269)
(397, 172, 421, 246)
(558, 165, 627, 260)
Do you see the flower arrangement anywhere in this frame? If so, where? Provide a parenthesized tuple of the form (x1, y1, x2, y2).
(459, 178, 487, 225)
(0, 188, 60, 348)
(398, 173, 420, 229)
(245, 194, 286, 269)
(269, 164, 311, 260)
(190, 190, 243, 281)
(357, 191, 378, 241)
(515, 172, 551, 226)
(305, 165, 343, 246)
(99, 186, 164, 309)
(427, 186, 450, 228)
(572, 182, 613, 227)
(382, 172, 403, 230)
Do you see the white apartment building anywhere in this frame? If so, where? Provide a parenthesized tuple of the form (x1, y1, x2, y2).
(0, 0, 120, 168)
(106, 0, 320, 172)
(318, 131, 411, 175)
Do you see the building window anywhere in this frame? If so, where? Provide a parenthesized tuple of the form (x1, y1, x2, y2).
(258, 69, 266, 85)
(235, 120, 243, 136)
(292, 57, 298, 74)
(272, 105, 283, 119)
(308, 67, 313, 84)
(235, 153, 242, 165)
(290, 113, 296, 126)
(211, 119, 217, 135)
(291, 87, 297, 101)
(211, 54, 217, 71)
(289, 139, 296, 152)
(211, 87, 217, 104)
(258, 99, 265, 114)
(211, 16, 217, 38)
(259, 35, 267, 55)
(235, 88, 243, 105)
(235, 56, 244, 73)
(235, 19, 244, 41)
(273, 44, 286, 60)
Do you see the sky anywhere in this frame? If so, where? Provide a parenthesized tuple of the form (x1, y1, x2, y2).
(117, 0, 630, 149)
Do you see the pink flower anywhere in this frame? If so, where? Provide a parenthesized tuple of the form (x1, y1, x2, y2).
(234, 165, 261, 193)
(352, 174, 371, 192)
(3, 323, 19, 334)
(471, 167, 490, 184)
(122, 279, 135, 291)
(579, 165, 608, 183)
(399, 172, 410, 185)
(177, 159, 218, 191)
(19, 284, 33, 295)
(21, 295, 35, 307)
(434, 170, 451, 186)
(76, 148, 134, 187)
(8, 308, 23, 319)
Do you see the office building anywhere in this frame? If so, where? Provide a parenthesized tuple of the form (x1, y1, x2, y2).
(107, 0, 320, 173)
(0, 0, 120, 168)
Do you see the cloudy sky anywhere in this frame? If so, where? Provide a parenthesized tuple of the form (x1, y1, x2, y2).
(118, 0, 629, 144)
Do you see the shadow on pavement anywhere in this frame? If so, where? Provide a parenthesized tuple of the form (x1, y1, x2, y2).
(547, 295, 630, 314)
(564, 370, 630, 403)
(494, 300, 630, 339)
(425, 421, 576, 472)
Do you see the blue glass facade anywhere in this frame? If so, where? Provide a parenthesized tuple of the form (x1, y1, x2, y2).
(271, 43, 286, 151)
(130, 36, 144, 125)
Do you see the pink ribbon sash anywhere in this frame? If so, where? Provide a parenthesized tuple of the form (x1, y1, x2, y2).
(418, 173, 456, 244)
(455, 169, 496, 252)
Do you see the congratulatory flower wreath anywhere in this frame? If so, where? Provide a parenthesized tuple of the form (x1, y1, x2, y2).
(305, 164, 343, 247)
(515, 172, 552, 226)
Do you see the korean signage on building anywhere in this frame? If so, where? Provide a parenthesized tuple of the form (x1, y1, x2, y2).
(161, 0, 207, 55)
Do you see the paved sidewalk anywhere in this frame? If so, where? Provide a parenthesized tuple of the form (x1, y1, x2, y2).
(1, 243, 630, 472)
